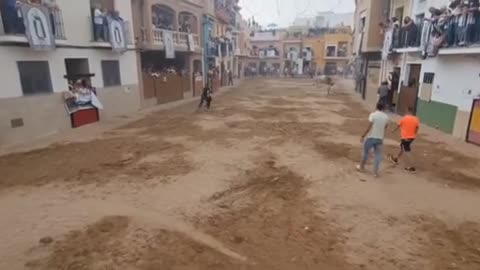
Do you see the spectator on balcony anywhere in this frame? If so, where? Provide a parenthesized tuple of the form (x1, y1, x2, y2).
(457, 4, 469, 46)
(93, 5, 105, 41)
(391, 17, 401, 49)
(473, 0, 480, 43)
(467, 0, 480, 43)
(180, 20, 191, 33)
(1, 0, 22, 34)
(111, 10, 123, 22)
(402, 16, 418, 47)
(446, 4, 459, 46)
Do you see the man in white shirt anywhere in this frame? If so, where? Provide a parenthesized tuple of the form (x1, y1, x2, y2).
(93, 5, 104, 41)
(357, 103, 389, 177)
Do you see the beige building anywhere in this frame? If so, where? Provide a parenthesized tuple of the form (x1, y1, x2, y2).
(353, 0, 388, 105)
(377, 0, 480, 144)
(131, 0, 205, 104)
(250, 29, 286, 75)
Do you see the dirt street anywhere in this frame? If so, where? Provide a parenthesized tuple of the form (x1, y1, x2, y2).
(1, 79, 480, 270)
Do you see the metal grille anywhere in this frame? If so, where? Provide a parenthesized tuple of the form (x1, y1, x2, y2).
(17, 61, 53, 95)
(101, 60, 121, 87)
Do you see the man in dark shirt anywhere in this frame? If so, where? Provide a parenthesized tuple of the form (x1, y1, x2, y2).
(388, 71, 399, 109)
(2, 0, 20, 34)
(377, 81, 390, 108)
(198, 86, 212, 110)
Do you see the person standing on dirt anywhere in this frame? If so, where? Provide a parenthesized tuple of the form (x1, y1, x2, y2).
(389, 107, 420, 173)
(228, 69, 234, 86)
(198, 86, 212, 110)
(357, 102, 389, 177)
(377, 81, 390, 108)
(388, 71, 399, 109)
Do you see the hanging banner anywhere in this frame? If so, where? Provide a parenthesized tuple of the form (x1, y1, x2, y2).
(20, 4, 55, 50)
(107, 18, 127, 53)
(164, 31, 175, 59)
(187, 34, 195, 52)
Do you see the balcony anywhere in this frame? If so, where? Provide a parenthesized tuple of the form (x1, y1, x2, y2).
(386, 15, 480, 56)
(251, 31, 281, 42)
(389, 23, 423, 53)
(258, 49, 280, 59)
(436, 14, 480, 55)
(140, 28, 200, 52)
(215, 0, 235, 25)
(0, 4, 66, 44)
(88, 16, 133, 48)
(324, 46, 349, 60)
(283, 38, 302, 44)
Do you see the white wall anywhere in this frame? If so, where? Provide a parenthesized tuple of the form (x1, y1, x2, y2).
(0, 0, 138, 99)
(293, 12, 354, 28)
(412, 0, 450, 18)
(0, 47, 138, 98)
(421, 56, 480, 111)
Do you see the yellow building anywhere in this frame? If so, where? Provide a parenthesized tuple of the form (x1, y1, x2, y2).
(303, 37, 324, 71)
(303, 28, 352, 75)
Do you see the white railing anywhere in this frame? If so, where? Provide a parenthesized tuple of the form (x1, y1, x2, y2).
(146, 28, 200, 49)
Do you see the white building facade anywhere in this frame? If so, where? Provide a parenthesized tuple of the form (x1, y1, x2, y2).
(293, 12, 354, 29)
(380, 0, 480, 144)
(0, 0, 140, 146)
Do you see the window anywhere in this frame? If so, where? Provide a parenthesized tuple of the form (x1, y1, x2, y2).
(423, 72, 435, 84)
(101, 60, 121, 87)
(337, 42, 348, 57)
(326, 45, 336, 57)
(90, 0, 114, 11)
(395, 7, 404, 25)
(65, 58, 90, 76)
(17, 61, 53, 95)
(360, 17, 366, 32)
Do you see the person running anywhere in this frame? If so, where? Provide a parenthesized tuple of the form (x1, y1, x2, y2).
(357, 103, 389, 177)
(198, 86, 212, 110)
(389, 107, 420, 173)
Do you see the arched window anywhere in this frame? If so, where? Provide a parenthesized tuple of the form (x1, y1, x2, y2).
(178, 11, 198, 33)
(151, 4, 176, 31)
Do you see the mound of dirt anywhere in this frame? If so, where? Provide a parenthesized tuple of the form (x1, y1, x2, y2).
(199, 158, 358, 270)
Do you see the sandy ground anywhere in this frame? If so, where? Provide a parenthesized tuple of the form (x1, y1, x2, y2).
(1, 79, 480, 270)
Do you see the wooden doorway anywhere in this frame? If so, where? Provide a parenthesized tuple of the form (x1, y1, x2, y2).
(397, 64, 420, 115)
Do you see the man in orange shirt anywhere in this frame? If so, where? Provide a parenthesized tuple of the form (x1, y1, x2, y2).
(390, 107, 420, 172)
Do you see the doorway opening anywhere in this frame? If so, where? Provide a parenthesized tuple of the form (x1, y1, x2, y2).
(398, 64, 421, 115)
